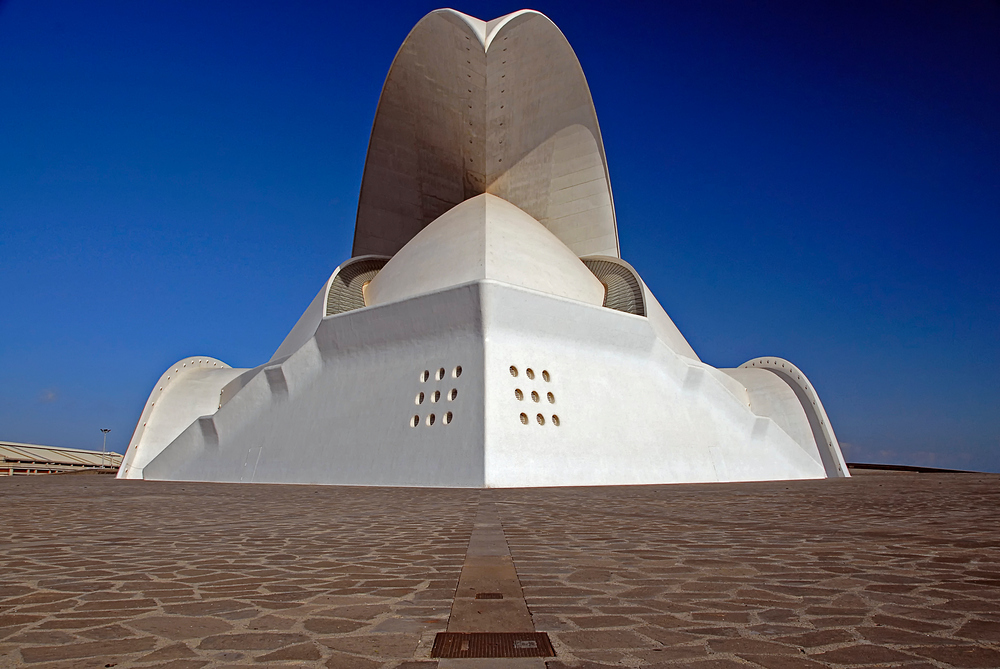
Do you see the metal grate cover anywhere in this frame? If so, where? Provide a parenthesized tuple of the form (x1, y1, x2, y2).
(475, 592, 504, 599)
(325, 257, 389, 316)
(432, 632, 554, 658)
(583, 258, 645, 316)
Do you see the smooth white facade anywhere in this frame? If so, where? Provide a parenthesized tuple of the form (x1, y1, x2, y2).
(118, 9, 848, 486)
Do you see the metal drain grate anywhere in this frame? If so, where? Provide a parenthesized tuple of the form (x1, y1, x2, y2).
(431, 632, 554, 658)
(475, 592, 503, 599)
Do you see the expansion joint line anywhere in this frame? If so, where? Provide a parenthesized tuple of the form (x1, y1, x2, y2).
(432, 492, 549, 664)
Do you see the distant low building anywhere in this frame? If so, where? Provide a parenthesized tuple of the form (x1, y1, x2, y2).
(1, 441, 122, 475)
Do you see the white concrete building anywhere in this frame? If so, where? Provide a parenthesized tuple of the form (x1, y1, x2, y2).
(118, 9, 848, 487)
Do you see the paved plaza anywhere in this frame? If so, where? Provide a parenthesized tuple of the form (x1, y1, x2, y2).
(1, 469, 999, 668)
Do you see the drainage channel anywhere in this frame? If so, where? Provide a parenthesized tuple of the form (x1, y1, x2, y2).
(433, 495, 552, 667)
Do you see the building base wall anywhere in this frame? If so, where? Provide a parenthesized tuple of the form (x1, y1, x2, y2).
(140, 281, 834, 487)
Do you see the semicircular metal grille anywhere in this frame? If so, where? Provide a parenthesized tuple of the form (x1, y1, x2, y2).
(583, 259, 645, 316)
(326, 257, 389, 316)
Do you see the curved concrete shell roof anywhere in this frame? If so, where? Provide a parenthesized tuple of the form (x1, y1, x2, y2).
(353, 9, 619, 259)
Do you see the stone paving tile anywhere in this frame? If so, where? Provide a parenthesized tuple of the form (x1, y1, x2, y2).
(2, 470, 1000, 668)
(0, 475, 477, 668)
(492, 471, 1000, 667)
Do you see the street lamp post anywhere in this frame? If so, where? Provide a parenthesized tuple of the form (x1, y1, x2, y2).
(100, 428, 111, 468)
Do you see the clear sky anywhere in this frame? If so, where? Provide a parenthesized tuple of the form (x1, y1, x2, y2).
(1, 1, 997, 471)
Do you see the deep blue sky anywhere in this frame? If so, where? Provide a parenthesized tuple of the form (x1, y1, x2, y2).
(1, 1, 997, 471)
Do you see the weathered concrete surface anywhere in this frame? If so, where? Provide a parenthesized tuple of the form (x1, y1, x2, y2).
(1, 470, 999, 668)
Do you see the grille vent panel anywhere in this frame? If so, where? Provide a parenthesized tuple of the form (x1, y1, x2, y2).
(326, 257, 389, 316)
(583, 259, 645, 316)
(432, 632, 554, 658)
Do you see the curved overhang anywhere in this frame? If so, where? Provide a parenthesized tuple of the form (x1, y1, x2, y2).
(353, 8, 619, 259)
(729, 357, 849, 478)
(117, 356, 244, 480)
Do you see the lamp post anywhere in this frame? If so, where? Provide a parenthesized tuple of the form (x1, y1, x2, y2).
(100, 428, 111, 468)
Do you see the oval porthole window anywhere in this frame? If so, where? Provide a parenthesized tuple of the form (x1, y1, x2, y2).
(444, 411, 453, 425)
(542, 370, 550, 382)
(519, 413, 528, 425)
(515, 389, 523, 401)
(420, 370, 429, 383)
(411, 415, 419, 427)
(426, 414, 436, 426)
(536, 413, 545, 425)
(436, 368, 446, 381)
(510, 365, 518, 377)
(449, 388, 458, 401)
(526, 368, 535, 380)
(547, 392, 555, 404)
(531, 391, 540, 403)
(552, 415, 560, 427)
(453, 366, 462, 378)
(416, 392, 424, 405)
(432, 390, 440, 403)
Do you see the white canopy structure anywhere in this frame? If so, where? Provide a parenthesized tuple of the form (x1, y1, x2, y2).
(118, 9, 848, 487)
(353, 10, 618, 259)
